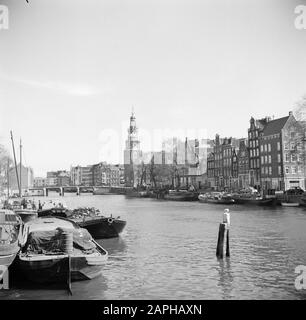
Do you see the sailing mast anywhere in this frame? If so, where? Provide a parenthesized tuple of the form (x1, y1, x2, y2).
(7, 158, 10, 200)
(10, 130, 20, 197)
(20, 138, 22, 197)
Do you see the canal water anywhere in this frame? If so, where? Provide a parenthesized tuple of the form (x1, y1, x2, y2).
(1, 194, 306, 300)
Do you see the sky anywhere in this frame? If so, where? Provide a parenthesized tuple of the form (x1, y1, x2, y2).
(0, 0, 306, 176)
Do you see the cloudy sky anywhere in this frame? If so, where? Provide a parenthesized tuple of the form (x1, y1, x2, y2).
(0, 0, 306, 176)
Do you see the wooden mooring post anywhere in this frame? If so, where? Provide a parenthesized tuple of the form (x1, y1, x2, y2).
(216, 209, 230, 259)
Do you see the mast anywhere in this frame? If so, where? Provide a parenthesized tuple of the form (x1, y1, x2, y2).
(10, 130, 20, 197)
(20, 138, 22, 197)
(7, 158, 10, 200)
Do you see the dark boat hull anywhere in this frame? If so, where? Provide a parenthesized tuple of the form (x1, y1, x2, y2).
(76, 218, 126, 239)
(125, 191, 151, 198)
(38, 208, 67, 218)
(38, 209, 126, 239)
(233, 198, 274, 206)
(164, 193, 199, 201)
(17, 256, 104, 283)
(206, 199, 235, 204)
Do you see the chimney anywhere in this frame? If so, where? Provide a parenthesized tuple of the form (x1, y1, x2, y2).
(289, 111, 293, 116)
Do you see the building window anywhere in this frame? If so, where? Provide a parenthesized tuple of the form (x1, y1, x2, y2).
(264, 144, 267, 152)
(269, 167, 272, 176)
(260, 145, 263, 153)
(277, 142, 280, 151)
(285, 153, 290, 162)
(284, 143, 289, 150)
(290, 143, 295, 150)
(265, 167, 269, 175)
(285, 166, 290, 174)
(277, 153, 281, 163)
(268, 155, 271, 163)
(261, 156, 264, 164)
(268, 144, 271, 152)
(261, 167, 265, 174)
(265, 155, 268, 163)
(278, 166, 282, 175)
(291, 154, 297, 162)
(292, 166, 297, 174)
(298, 166, 302, 173)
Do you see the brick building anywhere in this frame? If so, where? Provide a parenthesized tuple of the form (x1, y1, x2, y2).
(259, 112, 305, 191)
(248, 117, 269, 189)
(237, 139, 250, 190)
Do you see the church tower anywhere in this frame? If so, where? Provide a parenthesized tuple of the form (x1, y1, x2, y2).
(124, 110, 142, 187)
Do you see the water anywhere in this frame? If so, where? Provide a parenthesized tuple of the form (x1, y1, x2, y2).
(1, 194, 306, 300)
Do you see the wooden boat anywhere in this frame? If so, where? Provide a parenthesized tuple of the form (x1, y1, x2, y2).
(74, 215, 126, 239)
(125, 189, 151, 198)
(232, 195, 274, 206)
(38, 207, 67, 217)
(17, 217, 108, 283)
(198, 192, 235, 204)
(164, 189, 199, 201)
(38, 206, 126, 239)
(0, 209, 22, 267)
(281, 202, 300, 207)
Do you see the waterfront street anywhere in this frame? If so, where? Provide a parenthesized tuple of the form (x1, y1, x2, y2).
(1, 194, 306, 300)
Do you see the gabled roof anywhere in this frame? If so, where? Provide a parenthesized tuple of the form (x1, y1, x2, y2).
(262, 116, 289, 136)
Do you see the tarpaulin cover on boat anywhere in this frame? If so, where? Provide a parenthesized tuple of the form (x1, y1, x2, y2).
(24, 227, 96, 254)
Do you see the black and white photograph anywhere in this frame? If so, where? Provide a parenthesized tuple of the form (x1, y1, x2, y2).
(0, 0, 306, 309)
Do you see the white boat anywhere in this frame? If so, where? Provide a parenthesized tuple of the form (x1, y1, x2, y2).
(281, 202, 300, 207)
(17, 217, 108, 283)
(0, 209, 22, 267)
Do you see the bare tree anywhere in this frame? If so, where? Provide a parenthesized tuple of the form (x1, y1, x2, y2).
(0, 144, 13, 189)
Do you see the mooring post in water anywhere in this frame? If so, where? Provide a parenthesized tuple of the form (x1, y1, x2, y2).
(216, 208, 230, 259)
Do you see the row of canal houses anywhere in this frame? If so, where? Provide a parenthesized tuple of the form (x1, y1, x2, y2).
(207, 112, 306, 193)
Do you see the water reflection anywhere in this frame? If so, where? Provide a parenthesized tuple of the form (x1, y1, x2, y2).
(217, 258, 234, 300)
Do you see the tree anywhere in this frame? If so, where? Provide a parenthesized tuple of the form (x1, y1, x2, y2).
(0, 144, 13, 189)
(293, 94, 306, 131)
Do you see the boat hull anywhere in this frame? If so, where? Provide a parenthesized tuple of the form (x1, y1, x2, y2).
(125, 191, 151, 198)
(206, 199, 235, 204)
(38, 210, 126, 239)
(76, 218, 126, 239)
(17, 255, 105, 283)
(233, 198, 274, 206)
(0, 252, 18, 267)
(38, 208, 67, 218)
(281, 202, 300, 207)
(164, 193, 199, 201)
